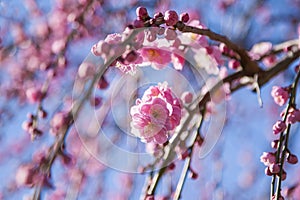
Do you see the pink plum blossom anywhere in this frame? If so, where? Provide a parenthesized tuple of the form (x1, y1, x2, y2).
(140, 47, 171, 70)
(260, 152, 276, 166)
(130, 83, 182, 144)
(271, 86, 289, 106)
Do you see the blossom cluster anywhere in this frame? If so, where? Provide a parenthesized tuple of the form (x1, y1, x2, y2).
(90, 6, 226, 76)
(90, 7, 192, 74)
(130, 83, 182, 144)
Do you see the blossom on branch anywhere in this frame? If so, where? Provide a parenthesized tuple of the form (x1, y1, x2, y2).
(271, 86, 289, 106)
(130, 83, 182, 144)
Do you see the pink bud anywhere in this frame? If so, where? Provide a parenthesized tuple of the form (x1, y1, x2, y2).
(269, 163, 280, 174)
(168, 162, 176, 170)
(271, 140, 279, 149)
(90, 96, 102, 107)
(38, 109, 47, 119)
(125, 51, 138, 63)
(179, 150, 190, 160)
(219, 43, 230, 54)
(164, 10, 179, 26)
(26, 87, 42, 103)
(281, 170, 287, 180)
(273, 120, 287, 135)
(60, 153, 73, 166)
(51, 112, 69, 133)
(265, 167, 272, 176)
(263, 55, 276, 67)
(228, 59, 241, 70)
(22, 121, 33, 132)
(153, 12, 163, 19)
(181, 92, 193, 104)
(15, 164, 37, 187)
(189, 169, 198, 179)
(287, 153, 298, 164)
(180, 13, 189, 23)
(136, 7, 148, 19)
(97, 77, 109, 89)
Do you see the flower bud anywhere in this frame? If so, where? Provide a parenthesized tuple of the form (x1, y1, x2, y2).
(26, 87, 42, 103)
(136, 7, 148, 19)
(164, 10, 179, 26)
(181, 92, 193, 104)
(269, 163, 280, 174)
(180, 13, 189, 23)
(287, 153, 298, 164)
(273, 120, 286, 135)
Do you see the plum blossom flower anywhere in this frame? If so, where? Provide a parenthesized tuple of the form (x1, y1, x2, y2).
(140, 47, 171, 70)
(271, 86, 289, 106)
(260, 152, 276, 166)
(249, 42, 272, 60)
(130, 83, 182, 144)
